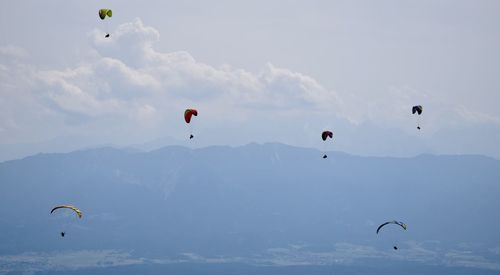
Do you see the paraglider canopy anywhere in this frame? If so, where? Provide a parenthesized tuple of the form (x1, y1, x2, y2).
(321, 131, 333, 141)
(99, 9, 112, 20)
(376, 220, 407, 234)
(50, 205, 82, 219)
(184, 109, 198, 124)
(412, 105, 423, 115)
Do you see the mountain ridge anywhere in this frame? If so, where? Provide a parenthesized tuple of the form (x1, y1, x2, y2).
(2, 142, 498, 166)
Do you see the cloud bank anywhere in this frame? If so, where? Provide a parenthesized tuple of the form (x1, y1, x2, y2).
(2, 242, 500, 273)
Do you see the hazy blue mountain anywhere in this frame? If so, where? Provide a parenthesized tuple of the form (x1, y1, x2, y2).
(0, 135, 118, 163)
(1, 143, 499, 274)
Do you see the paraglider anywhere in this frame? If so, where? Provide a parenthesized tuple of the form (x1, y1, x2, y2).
(50, 205, 82, 237)
(376, 220, 407, 250)
(321, 130, 333, 158)
(412, 105, 423, 130)
(98, 9, 113, 38)
(184, 108, 198, 139)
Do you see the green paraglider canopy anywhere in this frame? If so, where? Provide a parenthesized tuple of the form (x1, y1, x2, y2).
(99, 9, 112, 20)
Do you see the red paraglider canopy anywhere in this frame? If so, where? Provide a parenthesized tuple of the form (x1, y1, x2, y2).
(184, 109, 198, 123)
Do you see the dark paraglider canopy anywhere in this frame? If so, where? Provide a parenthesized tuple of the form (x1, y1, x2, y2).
(412, 105, 423, 115)
(321, 131, 333, 141)
(376, 220, 407, 234)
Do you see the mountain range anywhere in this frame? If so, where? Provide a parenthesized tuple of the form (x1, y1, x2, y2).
(1, 143, 499, 273)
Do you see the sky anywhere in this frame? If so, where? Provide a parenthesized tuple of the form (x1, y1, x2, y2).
(1, 0, 499, 158)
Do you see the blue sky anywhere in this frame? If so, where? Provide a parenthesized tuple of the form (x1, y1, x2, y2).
(1, 0, 500, 158)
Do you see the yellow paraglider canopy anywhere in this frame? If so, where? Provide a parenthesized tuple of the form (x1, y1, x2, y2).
(50, 205, 82, 219)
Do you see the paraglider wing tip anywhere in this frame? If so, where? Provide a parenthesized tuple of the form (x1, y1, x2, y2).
(98, 9, 105, 20)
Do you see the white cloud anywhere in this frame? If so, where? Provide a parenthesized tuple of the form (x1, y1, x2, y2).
(0, 18, 342, 145)
(444, 250, 500, 270)
(87, 18, 339, 112)
(256, 242, 500, 270)
(0, 250, 143, 273)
